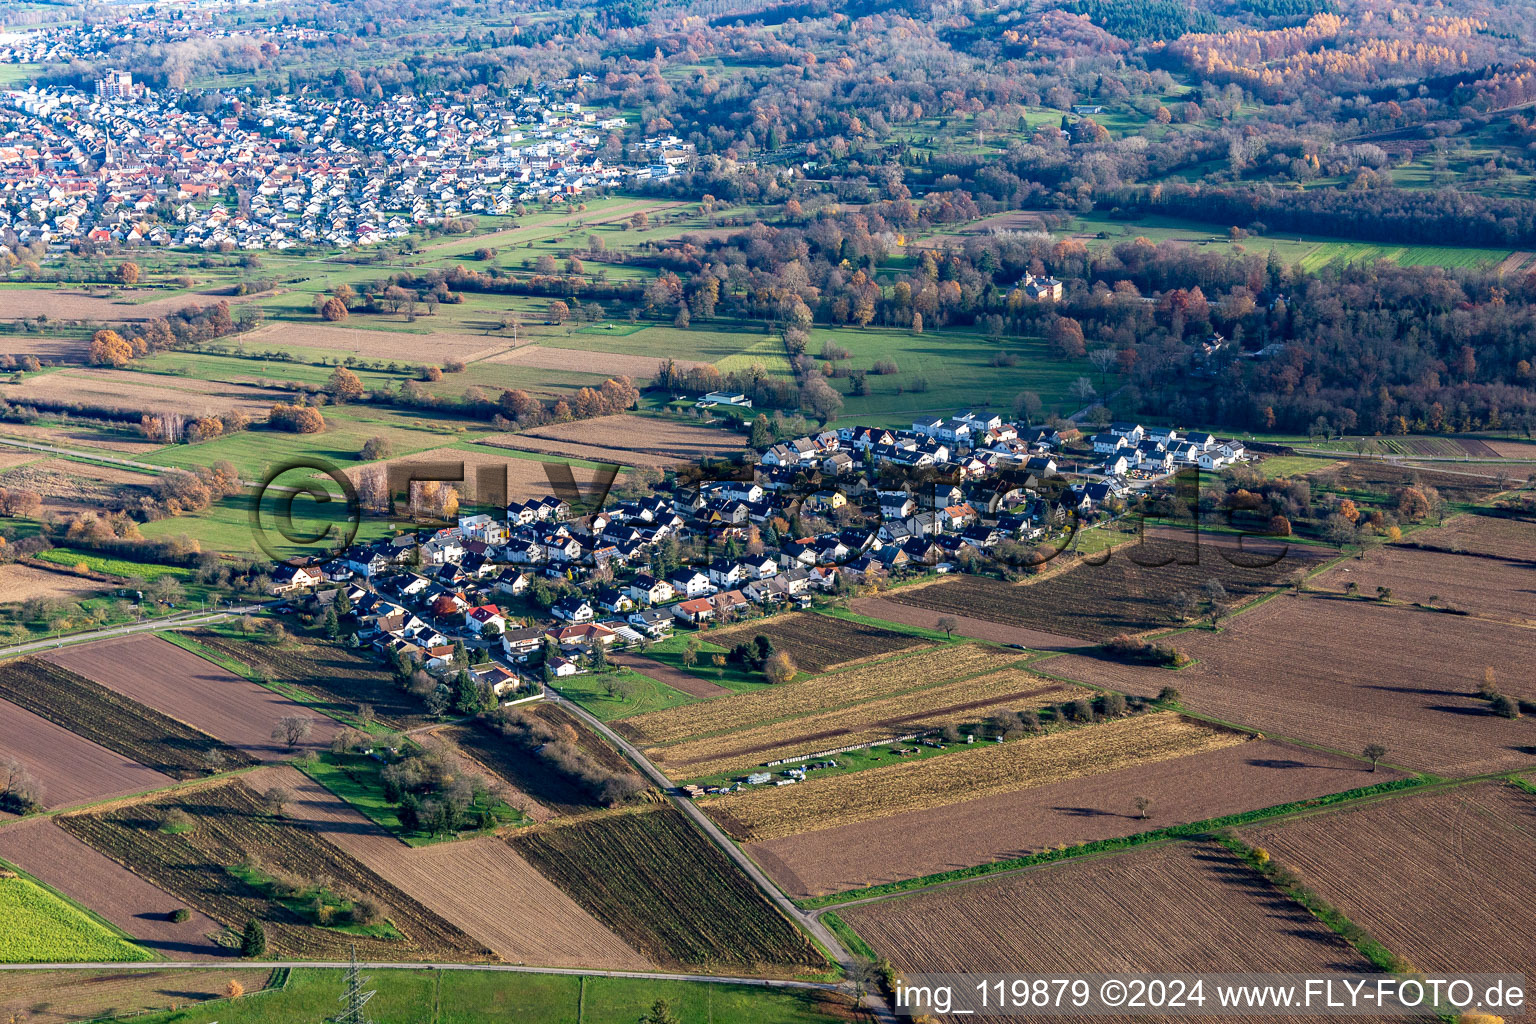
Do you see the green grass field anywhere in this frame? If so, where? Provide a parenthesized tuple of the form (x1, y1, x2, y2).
(1065, 211, 1511, 270)
(574, 322, 649, 336)
(550, 667, 696, 720)
(33, 548, 194, 582)
(0, 875, 153, 964)
(116, 967, 850, 1023)
(806, 325, 1091, 425)
(641, 632, 783, 693)
(536, 320, 784, 369)
(137, 492, 398, 560)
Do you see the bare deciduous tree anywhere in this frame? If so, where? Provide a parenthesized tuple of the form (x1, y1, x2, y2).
(272, 715, 314, 751)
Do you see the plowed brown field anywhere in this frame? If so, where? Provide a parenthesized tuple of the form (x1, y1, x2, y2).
(43, 635, 340, 759)
(3, 368, 279, 418)
(1408, 512, 1536, 562)
(843, 841, 1372, 1024)
(1046, 594, 1536, 775)
(1314, 545, 1536, 623)
(254, 766, 650, 970)
(849, 595, 1089, 650)
(883, 530, 1317, 641)
(1243, 782, 1536, 976)
(0, 563, 112, 603)
(700, 611, 935, 675)
(750, 740, 1395, 899)
(0, 698, 172, 810)
(0, 818, 226, 958)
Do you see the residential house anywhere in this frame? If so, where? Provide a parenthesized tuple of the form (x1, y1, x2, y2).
(466, 603, 506, 635)
(551, 596, 595, 622)
(270, 565, 325, 595)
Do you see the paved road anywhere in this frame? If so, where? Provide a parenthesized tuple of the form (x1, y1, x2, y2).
(0, 604, 265, 659)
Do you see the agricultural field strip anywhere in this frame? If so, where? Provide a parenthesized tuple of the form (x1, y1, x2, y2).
(42, 634, 343, 760)
(755, 740, 1408, 903)
(0, 658, 256, 779)
(56, 781, 489, 962)
(880, 532, 1322, 641)
(1241, 782, 1536, 976)
(618, 645, 1025, 749)
(707, 713, 1247, 842)
(0, 818, 228, 959)
(508, 806, 825, 972)
(693, 612, 937, 676)
(651, 668, 1081, 780)
(175, 630, 427, 727)
(842, 840, 1375, 1022)
(255, 765, 652, 971)
(1041, 593, 1536, 776)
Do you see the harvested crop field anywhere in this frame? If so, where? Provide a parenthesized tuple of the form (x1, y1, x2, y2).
(1408, 512, 1536, 562)
(849, 595, 1090, 650)
(254, 766, 649, 969)
(444, 704, 636, 818)
(1046, 595, 1536, 775)
(0, 457, 155, 514)
(843, 841, 1371, 1023)
(705, 713, 1246, 843)
(0, 286, 249, 323)
(883, 532, 1318, 641)
(510, 805, 824, 973)
(0, 658, 256, 779)
(1, 367, 279, 418)
(616, 644, 1022, 748)
(0, 562, 112, 603)
(345, 444, 623, 504)
(0, 448, 35, 471)
(0, 818, 226, 959)
(43, 634, 341, 759)
(0, 697, 173, 810)
(240, 323, 507, 362)
(483, 414, 744, 468)
(701, 611, 936, 675)
(1243, 782, 1536, 976)
(750, 740, 1394, 899)
(58, 780, 490, 961)
(176, 630, 427, 727)
(652, 667, 1080, 781)
(484, 344, 709, 380)
(1313, 544, 1536, 623)
(0, 419, 167, 453)
(0, 968, 276, 1024)
(1485, 439, 1536, 459)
